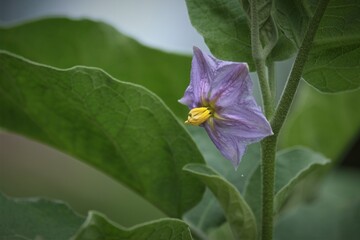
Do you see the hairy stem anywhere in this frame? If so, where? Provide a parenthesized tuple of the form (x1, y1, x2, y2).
(260, 134, 277, 240)
(261, 63, 276, 240)
(271, 0, 330, 135)
(250, 0, 273, 118)
(249, 0, 275, 239)
(255, 0, 330, 240)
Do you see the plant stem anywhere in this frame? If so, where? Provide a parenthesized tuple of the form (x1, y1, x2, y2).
(261, 61, 277, 240)
(254, 0, 330, 240)
(249, 0, 276, 237)
(271, 0, 330, 135)
(250, 0, 273, 118)
(260, 134, 277, 240)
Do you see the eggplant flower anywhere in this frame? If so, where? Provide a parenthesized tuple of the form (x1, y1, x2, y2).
(179, 47, 273, 168)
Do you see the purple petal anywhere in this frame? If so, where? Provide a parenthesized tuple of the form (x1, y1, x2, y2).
(204, 111, 272, 168)
(203, 121, 247, 168)
(218, 104, 273, 141)
(209, 62, 252, 108)
(179, 47, 216, 109)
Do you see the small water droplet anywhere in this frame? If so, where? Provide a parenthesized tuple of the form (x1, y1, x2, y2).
(241, 174, 244, 177)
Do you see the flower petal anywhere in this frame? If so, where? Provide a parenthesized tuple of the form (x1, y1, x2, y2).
(209, 62, 252, 108)
(203, 121, 246, 168)
(179, 47, 216, 108)
(203, 103, 272, 168)
(218, 103, 273, 141)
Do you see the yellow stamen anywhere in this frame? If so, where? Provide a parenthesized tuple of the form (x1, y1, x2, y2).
(185, 107, 212, 126)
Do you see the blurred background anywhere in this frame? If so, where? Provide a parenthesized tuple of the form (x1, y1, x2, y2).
(0, 0, 359, 234)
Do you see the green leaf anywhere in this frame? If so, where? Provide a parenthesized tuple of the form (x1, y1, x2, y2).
(0, 193, 84, 240)
(0, 18, 191, 118)
(185, 0, 251, 65)
(304, 0, 360, 92)
(273, 147, 330, 212)
(72, 211, 192, 240)
(304, 44, 360, 92)
(275, 169, 360, 240)
(274, 0, 360, 92)
(0, 51, 205, 217)
(183, 127, 260, 234)
(244, 147, 330, 228)
(279, 82, 360, 161)
(184, 164, 257, 240)
(185, 0, 296, 70)
(274, 0, 314, 48)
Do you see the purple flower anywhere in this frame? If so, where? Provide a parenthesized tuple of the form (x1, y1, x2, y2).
(179, 47, 273, 168)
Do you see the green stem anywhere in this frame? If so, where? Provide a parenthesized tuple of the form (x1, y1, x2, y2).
(256, 0, 330, 240)
(271, 0, 330, 135)
(250, 0, 273, 118)
(260, 134, 277, 240)
(249, 0, 276, 237)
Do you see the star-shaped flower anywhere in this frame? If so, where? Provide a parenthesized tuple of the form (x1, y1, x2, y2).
(179, 47, 273, 168)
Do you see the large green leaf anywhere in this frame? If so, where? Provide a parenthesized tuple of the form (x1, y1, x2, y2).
(184, 164, 257, 240)
(279, 82, 360, 160)
(0, 18, 191, 118)
(0, 51, 205, 217)
(275, 0, 360, 92)
(244, 147, 330, 229)
(73, 211, 192, 240)
(275, 169, 360, 240)
(0, 193, 84, 240)
(185, 0, 296, 70)
(183, 127, 260, 234)
(304, 0, 360, 92)
(274, 0, 314, 48)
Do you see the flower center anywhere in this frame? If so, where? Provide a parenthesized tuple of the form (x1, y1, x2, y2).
(185, 107, 212, 126)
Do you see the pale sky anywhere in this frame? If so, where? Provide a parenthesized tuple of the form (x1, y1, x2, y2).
(0, 0, 208, 54)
